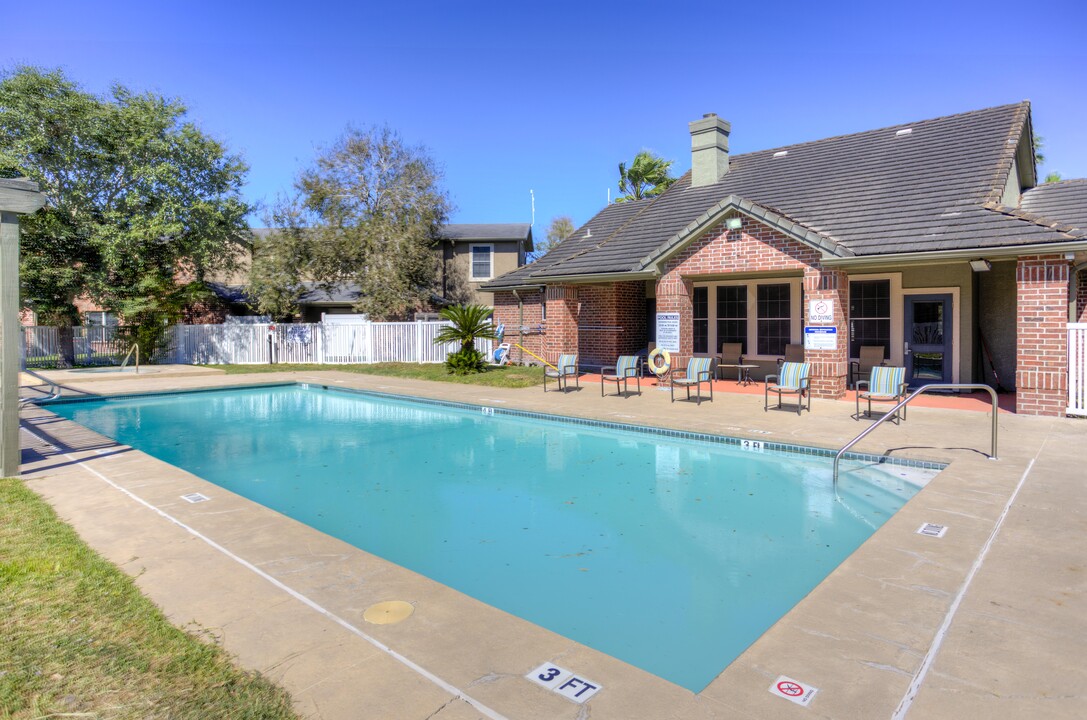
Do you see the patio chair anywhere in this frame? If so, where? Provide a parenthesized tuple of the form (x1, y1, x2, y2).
(849, 345, 886, 389)
(718, 342, 743, 381)
(601, 355, 643, 397)
(671, 356, 715, 404)
(544, 353, 579, 392)
(855, 365, 908, 423)
(776, 343, 805, 368)
(719, 342, 743, 365)
(764, 361, 811, 415)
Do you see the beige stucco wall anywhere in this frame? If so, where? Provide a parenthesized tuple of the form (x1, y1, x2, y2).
(444, 241, 522, 307)
(850, 262, 977, 384)
(977, 260, 1017, 389)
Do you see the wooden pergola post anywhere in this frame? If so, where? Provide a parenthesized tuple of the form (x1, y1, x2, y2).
(0, 178, 46, 477)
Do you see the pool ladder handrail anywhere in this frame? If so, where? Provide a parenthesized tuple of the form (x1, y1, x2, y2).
(832, 383, 999, 496)
(121, 343, 140, 373)
(19, 368, 62, 405)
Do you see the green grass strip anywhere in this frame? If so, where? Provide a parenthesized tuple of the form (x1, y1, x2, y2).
(209, 361, 546, 388)
(0, 478, 298, 719)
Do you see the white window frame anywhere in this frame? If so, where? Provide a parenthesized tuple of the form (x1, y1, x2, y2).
(470, 243, 494, 281)
(696, 278, 803, 360)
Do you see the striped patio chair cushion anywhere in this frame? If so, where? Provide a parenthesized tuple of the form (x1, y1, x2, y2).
(616, 355, 640, 376)
(686, 356, 713, 380)
(868, 366, 905, 396)
(557, 354, 578, 376)
(778, 362, 810, 390)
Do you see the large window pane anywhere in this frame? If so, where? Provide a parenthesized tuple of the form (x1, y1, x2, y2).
(470, 245, 493, 280)
(693, 287, 708, 353)
(757, 284, 791, 356)
(848, 280, 891, 358)
(715, 286, 747, 354)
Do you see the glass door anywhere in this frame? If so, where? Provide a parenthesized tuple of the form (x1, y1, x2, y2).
(904, 294, 952, 387)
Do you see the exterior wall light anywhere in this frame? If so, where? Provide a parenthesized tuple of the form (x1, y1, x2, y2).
(969, 259, 992, 272)
(725, 217, 743, 230)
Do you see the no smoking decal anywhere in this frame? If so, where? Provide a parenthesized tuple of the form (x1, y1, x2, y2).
(769, 675, 819, 706)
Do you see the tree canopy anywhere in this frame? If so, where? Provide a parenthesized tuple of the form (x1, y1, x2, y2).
(529, 215, 576, 261)
(0, 66, 250, 338)
(617, 151, 675, 202)
(249, 126, 451, 320)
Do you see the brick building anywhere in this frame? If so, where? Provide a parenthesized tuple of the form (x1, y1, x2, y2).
(483, 103, 1087, 416)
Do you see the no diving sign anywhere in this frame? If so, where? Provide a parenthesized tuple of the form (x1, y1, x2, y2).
(769, 675, 819, 706)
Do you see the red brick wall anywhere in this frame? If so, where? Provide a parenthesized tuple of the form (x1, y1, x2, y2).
(492, 290, 546, 365)
(543, 286, 579, 364)
(576, 282, 647, 368)
(1016, 255, 1069, 416)
(657, 215, 845, 397)
(803, 268, 849, 399)
(1077, 268, 1087, 323)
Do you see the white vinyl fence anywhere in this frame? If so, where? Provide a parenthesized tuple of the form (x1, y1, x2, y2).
(22, 321, 493, 368)
(168, 321, 492, 366)
(1069, 323, 1087, 417)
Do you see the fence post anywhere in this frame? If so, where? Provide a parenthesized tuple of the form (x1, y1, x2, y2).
(366, 321, 373, 364)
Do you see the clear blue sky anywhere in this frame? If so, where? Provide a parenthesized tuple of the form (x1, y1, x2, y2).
(7, 1, 1086, 232)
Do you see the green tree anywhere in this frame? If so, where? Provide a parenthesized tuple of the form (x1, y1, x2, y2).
(250, 126, 451, 320)
(0, 66, 249, 363)
(432, 304, 499, 374)
(617, 150, 676, 202)
(529, 215, 576, 261)
(1033, 135, 1062, 185)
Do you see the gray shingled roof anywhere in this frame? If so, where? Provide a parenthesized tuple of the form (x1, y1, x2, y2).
(1019, 180, 1087, 231)
(483, 103, 1086, 290)
(440, 223, 532, 241)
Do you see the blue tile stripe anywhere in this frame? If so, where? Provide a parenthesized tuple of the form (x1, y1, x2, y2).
(43, 381, 946, 473)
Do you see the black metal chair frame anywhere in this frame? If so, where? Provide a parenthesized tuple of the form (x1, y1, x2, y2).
(764, 373, 811, 415)
(600, 359, 643, 397)
(670, 361, 714, 405)
(543, 360, 580, 392)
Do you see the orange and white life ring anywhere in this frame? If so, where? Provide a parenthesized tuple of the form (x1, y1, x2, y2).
(648, 348, 671, 376)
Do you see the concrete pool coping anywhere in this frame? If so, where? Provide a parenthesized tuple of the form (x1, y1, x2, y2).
(18, 369, 1087, 719)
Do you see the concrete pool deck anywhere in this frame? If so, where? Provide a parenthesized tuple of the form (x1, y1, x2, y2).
(17, 369, 1087, 719)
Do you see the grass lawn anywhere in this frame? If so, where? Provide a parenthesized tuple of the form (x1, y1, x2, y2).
(0, 478, 298, 720)
(210, 362, 546, 388)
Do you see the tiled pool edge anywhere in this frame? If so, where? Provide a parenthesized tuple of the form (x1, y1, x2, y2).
(41, 380, 948, 474)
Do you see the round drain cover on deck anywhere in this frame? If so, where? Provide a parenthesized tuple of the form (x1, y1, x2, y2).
(363, 600, 414, 625)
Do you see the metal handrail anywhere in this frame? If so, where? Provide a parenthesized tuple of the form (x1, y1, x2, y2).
(120, 343, 140, 373)
(19, 368, 62, 405)
(833, 383, 1000, 495)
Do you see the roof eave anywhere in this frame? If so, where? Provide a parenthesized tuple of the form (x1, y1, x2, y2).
(821, 239, 1087, 268)
(482, 270, 657, 291)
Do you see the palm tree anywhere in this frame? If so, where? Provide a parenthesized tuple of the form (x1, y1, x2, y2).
(432, 304, 500, 374)
(617, 151, 676, 202)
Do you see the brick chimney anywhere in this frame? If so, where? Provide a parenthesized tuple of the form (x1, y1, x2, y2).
(689, 113, 730, 187)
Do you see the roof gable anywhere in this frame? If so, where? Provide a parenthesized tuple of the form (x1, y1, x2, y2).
(485, 102, 1085, 290)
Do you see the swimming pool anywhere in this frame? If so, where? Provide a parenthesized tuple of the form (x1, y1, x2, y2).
(48, 384, 941, 691)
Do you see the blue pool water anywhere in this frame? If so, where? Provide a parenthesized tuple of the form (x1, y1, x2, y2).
(49, 384, 937, 691)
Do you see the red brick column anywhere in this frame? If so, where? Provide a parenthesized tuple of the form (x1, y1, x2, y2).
(1077, 268, 1087, 323)
(543, 285, 579, 364)
(1016, 255, 1069, 416)
(803, 266, 848, 399)
(655, 272, 694, 369)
